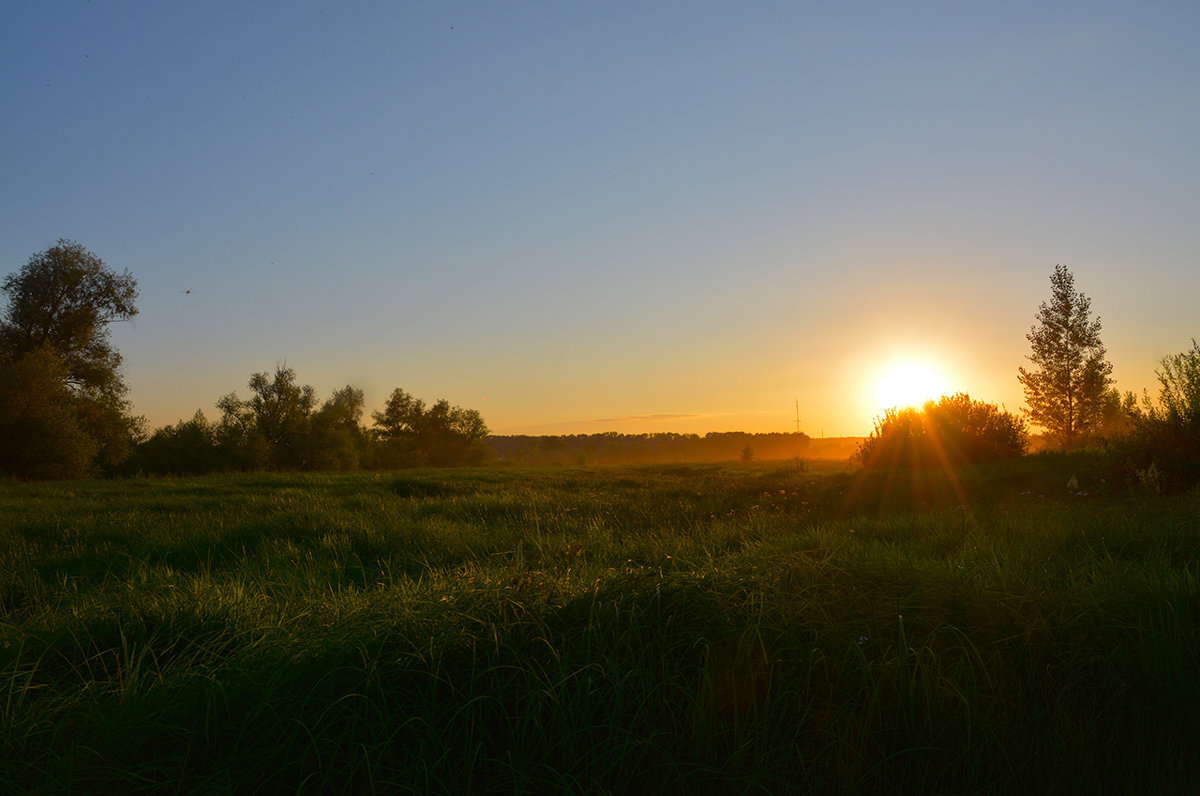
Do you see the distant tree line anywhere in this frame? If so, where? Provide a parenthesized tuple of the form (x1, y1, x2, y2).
(488, 431, 812, 466)
(3, 242, 1197, 489)
(131, 366, 490, 475)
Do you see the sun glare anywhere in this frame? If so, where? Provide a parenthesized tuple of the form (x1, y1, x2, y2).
(874, 359, 950, 411)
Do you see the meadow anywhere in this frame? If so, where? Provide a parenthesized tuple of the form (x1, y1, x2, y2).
(1, 458, 1197, 794)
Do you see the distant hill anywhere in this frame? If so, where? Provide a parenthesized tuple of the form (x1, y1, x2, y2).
(486, 432, 863, 466)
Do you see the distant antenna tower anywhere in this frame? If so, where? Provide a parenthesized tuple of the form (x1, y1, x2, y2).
(794, 399, 801, 433)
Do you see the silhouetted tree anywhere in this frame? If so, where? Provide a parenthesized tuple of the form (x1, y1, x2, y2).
(217, 366, 315, 469)
(1018, 264, 1113, 447)
(215, 391, 268, 470)
(372, 388, 490, 467)
(371, 388, 428, 467)
(249, 366, 315, 467)
(309, 385, 367, 470)
(421, 399, 490, 466)
(0, 241, 139, 476)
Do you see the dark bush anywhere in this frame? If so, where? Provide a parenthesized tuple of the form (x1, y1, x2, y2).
(856, 393, 1027, 470)
(135, 410, 221, 475)
(1110, 340, 1200, 493)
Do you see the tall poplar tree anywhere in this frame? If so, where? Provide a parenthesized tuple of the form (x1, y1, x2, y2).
(1018, 264, 1113, 446)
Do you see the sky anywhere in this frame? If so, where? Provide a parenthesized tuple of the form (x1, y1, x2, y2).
(3, 1, 1198, 437)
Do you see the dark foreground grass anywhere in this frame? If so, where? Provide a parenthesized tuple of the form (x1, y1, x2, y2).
(0, 459, 1197, 794)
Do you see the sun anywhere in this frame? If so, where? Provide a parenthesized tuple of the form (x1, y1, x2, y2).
(874, 359, 950, 411)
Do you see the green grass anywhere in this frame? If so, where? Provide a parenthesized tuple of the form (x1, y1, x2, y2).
(1, 460, 1197, 793)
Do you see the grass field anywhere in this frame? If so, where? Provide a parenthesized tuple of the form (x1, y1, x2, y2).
(1, 458, 1197, 794)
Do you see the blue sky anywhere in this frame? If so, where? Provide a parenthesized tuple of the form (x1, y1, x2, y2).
(3, 1, 1198, 436)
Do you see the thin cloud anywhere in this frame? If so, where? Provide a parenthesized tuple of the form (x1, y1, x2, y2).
(594, 413, 701, 423)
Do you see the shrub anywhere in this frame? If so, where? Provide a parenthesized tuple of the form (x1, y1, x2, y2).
(1155, 339, 1200, 428)
(856, 393, 1027, 470)
(1114, 340, 1200, 492)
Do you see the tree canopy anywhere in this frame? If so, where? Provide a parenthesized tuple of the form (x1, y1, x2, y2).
(0, 241, 139, 477)
(1, 239, 138, 397)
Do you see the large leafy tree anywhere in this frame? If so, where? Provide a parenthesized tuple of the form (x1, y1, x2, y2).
(1018, 264, 1113, 447)
(0, 240, 139, 476)
(1, 239, 138, 395)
